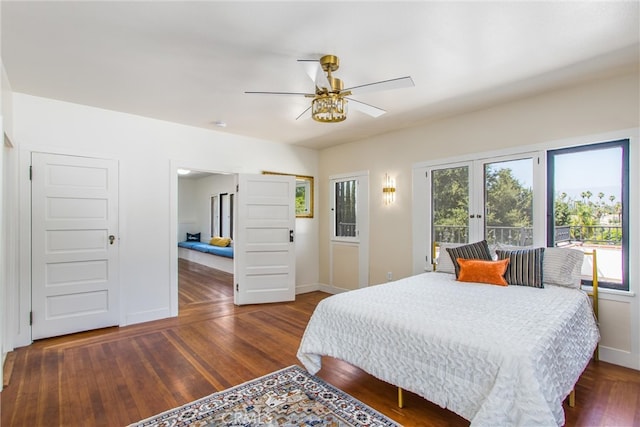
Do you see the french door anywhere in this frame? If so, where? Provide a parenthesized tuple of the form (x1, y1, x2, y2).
(329, 172, 369, 289)
(425, 152, 541, 265)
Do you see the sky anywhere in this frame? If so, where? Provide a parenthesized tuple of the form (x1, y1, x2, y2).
(489, 147, 622, 202)
(553, 147, 622, 201)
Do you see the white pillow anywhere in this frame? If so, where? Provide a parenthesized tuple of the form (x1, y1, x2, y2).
(543, 247, 584, 288)
(435, 243, 462, 274)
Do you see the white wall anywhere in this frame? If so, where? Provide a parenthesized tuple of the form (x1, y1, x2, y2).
(1, 67, 12, 143)
(177, 178, 199, 241)
(177, 173, 236, 241)
(0, 19, 5, 384)
(1, 54, 19, 386)
(12, 93, 319, 347)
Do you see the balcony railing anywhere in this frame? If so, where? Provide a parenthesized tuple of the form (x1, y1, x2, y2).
(434, 224, 622, 246)
(560, 225, 622, 246)
(337, 222, 357, 237)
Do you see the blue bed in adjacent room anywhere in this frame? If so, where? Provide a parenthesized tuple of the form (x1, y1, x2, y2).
(178, 239, 234, 274)
(177, 241, 234, 258)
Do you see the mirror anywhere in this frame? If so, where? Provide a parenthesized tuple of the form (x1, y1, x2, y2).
(263, 171, 314, 218)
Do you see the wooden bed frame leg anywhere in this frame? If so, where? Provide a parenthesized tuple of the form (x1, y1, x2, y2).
(569, 389, 576, 408)
(398, 387, 404, 408)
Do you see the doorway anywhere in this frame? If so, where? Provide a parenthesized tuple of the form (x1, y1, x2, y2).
(176, 170, 235, 310)
(329, 171, 370, 290)
(172, 168, 297, 310)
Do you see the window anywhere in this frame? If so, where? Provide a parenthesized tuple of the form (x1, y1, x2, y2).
(229, 194, 234, 239)
(333, 178, 358, 239)
(416, 137, 632, 292)
(483, 157, 534, 247)
(211, 192, 234, 239)
(263, 172, 314, 218)
(547, 139, 629, 291)
(296, 178, 312, 217)
(210, 195, 219, 237)
(220, 193, 233, 239)
(429, 153, 539, 256)
(431, 164, 470, 244)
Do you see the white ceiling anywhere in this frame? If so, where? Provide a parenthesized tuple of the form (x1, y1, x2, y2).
(2, 1, 638, 150)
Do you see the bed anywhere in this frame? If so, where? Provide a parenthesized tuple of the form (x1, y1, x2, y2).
(177, 241, 234, 258)
(297, 244, 599, 426)
(178, 237, 234, 274)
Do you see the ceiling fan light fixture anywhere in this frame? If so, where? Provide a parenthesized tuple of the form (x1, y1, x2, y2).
(311, 93, 348, 123)
(246, 54, 412, 122)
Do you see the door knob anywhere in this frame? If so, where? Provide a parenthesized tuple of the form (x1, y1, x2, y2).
(109, 235, 115, 245)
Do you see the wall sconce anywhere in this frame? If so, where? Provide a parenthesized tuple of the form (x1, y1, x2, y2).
(383, 173, 396, 205)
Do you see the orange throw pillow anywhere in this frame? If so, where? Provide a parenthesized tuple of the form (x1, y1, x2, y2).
(457, 258, 510, 286)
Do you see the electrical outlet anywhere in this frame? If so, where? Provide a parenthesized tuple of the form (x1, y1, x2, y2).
(387, 271, 393, 281)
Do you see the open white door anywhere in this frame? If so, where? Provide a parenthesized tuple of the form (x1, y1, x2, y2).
(234, 173, 296, 305)
(31, 153, 119, 339)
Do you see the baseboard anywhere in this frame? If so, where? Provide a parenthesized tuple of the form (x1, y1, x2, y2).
(3, 351, 16, 388)
(296, 283, 353, 295)
(125, 307, 173, 326)
(317, 283, 351, 295)
(599, 345, 640, 370)
(295, 283, 320, 294)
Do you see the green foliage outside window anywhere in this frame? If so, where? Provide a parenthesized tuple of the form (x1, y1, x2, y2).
(432, 167, 533, 228)
(296, 185, 306, 214)
(485, 166, 532, 228)
(554, 191, 622, 243)
(432, 166, 621, 245)
(432, 167, 469, 227)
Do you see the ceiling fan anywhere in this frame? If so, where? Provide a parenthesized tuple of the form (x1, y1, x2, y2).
(245, 54, 414, 123)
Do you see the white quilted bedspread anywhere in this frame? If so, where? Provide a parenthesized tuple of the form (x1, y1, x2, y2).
(297, 273, 599, 426)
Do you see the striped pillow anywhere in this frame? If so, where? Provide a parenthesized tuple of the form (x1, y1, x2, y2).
(496, 247, 545, 288)
(446, 240, 493, 278)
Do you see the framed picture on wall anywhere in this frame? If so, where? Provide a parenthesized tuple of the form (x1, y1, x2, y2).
(263, 171, 314, 218)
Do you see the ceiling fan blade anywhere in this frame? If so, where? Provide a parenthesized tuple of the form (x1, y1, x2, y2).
(298, 59, 331, 90)
(345, 97, 386, 118)
(344, 76, 414, 95)
(295, 106, 312, 121)
(244, 91, 313, 96)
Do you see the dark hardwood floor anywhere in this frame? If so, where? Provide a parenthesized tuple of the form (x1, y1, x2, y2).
(2, 259, 639, 426)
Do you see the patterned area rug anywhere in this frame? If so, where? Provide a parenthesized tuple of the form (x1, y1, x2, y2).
(128, 365, 401, 427)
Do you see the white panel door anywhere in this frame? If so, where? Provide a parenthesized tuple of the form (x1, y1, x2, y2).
(234, 173, 295, 305)
(31, 153, 119, 339)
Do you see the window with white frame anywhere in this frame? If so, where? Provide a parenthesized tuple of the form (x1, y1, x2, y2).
(210, 195, 219, 237)
(331, 177, 359, 240)
(428, 152, 541, 258)
(329, 172, 370, 288)
(211, 192, 234, 239)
